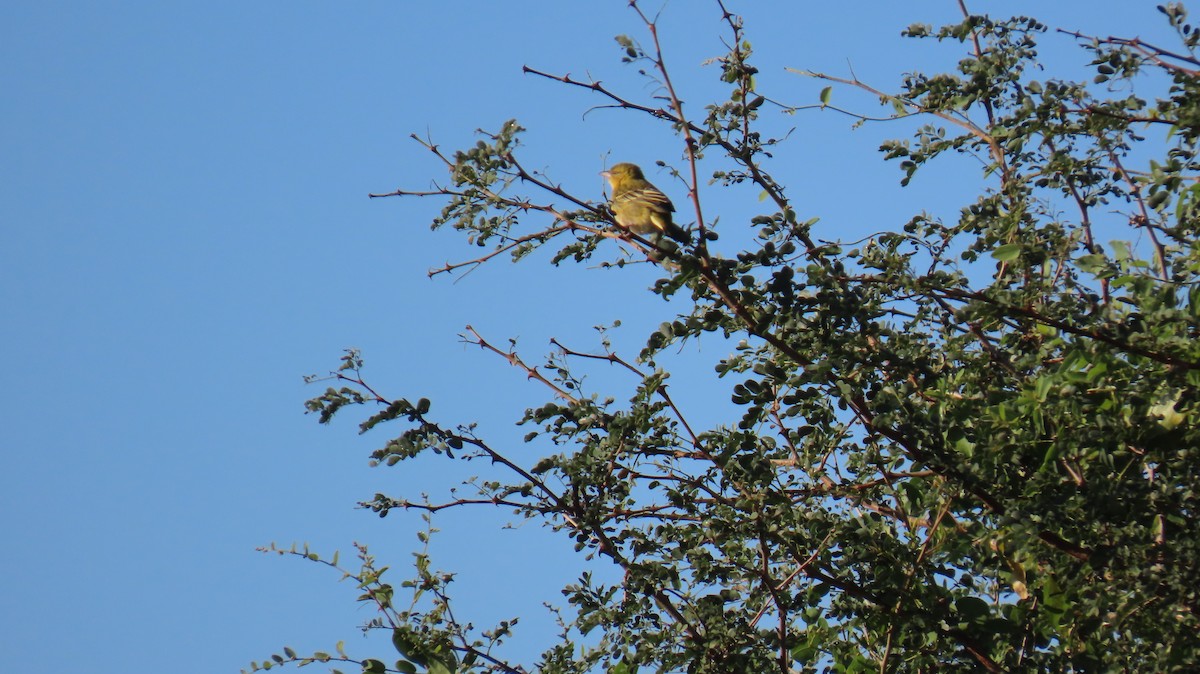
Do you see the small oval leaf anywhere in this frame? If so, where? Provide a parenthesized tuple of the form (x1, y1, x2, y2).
(991, 244, 1021, 261)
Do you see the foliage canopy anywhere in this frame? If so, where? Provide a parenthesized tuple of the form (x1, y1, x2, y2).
(251, 2, 1200, 672)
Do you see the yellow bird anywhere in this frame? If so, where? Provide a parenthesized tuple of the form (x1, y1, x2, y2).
(601, 163, 689, 242)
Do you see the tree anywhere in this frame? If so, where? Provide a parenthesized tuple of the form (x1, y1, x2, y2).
(248, 2, 1200, 672)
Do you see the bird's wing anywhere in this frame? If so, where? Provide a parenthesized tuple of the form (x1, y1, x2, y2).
(613, 186, 675, 213)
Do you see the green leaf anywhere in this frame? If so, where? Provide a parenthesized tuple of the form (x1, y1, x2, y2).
(392, 628, 428, 667)
(954, 436, 975, 456)
(1076, 253, 1109, 274)
(1150, 388, 1186, 430)
(819, 86, 832, 105)
(955, 596, 991, 624)
(1109, 240, 1130, 260)
(610, 659, 638, 674)
(991, 243, 1021, 261)
(1042, 575, 1067, 615)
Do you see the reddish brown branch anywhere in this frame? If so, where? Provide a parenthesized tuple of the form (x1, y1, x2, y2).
(934, 288, 1199, 370)
(1058, 29, 1200, 76)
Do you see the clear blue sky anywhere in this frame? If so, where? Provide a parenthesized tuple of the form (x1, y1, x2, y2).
(0, 2, 1173, 672)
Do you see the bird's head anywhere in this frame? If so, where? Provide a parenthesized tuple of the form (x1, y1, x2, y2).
(600, 162, 645, 187)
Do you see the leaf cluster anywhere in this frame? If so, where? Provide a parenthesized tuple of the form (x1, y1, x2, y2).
(260, 2, 1200, 673)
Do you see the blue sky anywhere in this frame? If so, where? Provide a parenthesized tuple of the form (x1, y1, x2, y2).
(1, 2, 1176, 672)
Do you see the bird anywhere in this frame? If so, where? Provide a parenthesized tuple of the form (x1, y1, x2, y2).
(600, 163, 689, 243)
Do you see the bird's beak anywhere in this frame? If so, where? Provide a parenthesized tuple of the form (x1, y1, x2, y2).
(600, 170, 611, 179)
